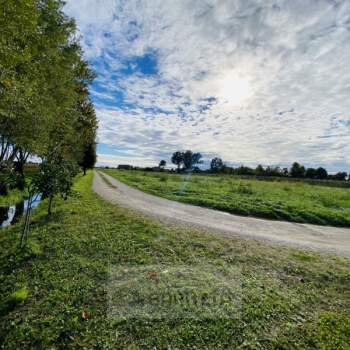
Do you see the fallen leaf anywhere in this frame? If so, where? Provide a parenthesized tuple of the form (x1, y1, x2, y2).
(82, 310, 90, 320)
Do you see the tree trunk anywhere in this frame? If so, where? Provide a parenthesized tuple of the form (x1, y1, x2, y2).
(47, 193, 53, 216)
(15, 149, 29, 190)
(20, 195, 32, 248)
(83, 167, 86, 176)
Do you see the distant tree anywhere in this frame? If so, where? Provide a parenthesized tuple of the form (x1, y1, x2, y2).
(79, 142, 96, 175)
(77, 99, 98, 175)
(315, 167, 328, 179)
(290, 162, 306, 178)
(235, 165, 255, 176)
(305, 168, 317, 179)
(183, 150, 202, 170)
(255, 164, 265, 176)
(159, 160, 166, 169)
(171, 151, 184, 171)
(332, 172, 348, 181)
(210, 157, 224, 172)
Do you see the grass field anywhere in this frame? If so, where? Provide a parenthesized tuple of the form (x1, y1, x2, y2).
(104, 169, 350, 227)
(0, 172, 349, 349)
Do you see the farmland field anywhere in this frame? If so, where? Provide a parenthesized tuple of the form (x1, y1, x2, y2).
(104, 169, 350, 227)
(0, 172, 349, 349)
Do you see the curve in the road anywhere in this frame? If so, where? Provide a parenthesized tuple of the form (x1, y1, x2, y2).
(93, 171, 350, 258)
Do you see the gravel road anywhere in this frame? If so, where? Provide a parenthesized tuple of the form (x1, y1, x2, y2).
(93, 171, 350, 258)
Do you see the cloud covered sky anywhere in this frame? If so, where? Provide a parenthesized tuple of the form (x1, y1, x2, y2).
(64, 0, 350, 171)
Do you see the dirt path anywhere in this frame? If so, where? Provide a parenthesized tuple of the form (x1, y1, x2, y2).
(93, 171, 350, 258)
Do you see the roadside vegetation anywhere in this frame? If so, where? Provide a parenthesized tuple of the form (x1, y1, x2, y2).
(104, 169, 350, 227)
(0, 1, 97, 241)
(0, 172, 349, 349)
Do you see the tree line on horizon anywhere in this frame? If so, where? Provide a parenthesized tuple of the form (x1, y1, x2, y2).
(149, 152, 349, 181)
(208, 159, 348, 181)
(0, 0, 97, 244)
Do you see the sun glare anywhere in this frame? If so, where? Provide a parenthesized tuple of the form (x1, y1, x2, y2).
(217, 71, 253, 106)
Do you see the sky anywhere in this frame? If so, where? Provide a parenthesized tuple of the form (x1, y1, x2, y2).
(64, 0, 350, 171)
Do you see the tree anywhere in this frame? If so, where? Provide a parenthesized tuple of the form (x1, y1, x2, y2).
(79, 142, 96, 175)
(290, 162, 306, 178)
(0, 0, 97, 195)
(0, 0, 97, 245)
(159, 160, 166, 170)
(36, 147, 79, 215)
(305, 168, 317, 179)
(0, 0, 43, 192)
(183, 150, 202, 170)
(332, 172, 347, 181)
(210, 157, 224, 172)
(76, 97, 98, 176)
(171, 151, 184, 171)
(255, 164, 265, 176)
(315, 167, 328, 179)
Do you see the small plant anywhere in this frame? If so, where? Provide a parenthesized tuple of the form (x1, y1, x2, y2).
(283, 185, 291, 192)
(233, 182, 254, 195)
(159, 175, 168, 182)
(9, 287, 29, 304)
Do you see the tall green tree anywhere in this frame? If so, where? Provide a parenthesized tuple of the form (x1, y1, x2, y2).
(210, 157, 224, 172)
(183, 150, 202, 170)
(159, 160, 166, 170)
(0, 0, 97, 243)
(171, 151, 184, 172)
(290, 162, 306, 178)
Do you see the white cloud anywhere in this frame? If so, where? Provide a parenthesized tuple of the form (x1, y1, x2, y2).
(65, 0, 350, 171)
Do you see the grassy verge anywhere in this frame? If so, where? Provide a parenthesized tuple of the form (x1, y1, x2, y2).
(104, 169, 350, 227)
(0, 172, 349, 349)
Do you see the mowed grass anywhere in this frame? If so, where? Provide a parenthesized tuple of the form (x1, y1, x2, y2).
(104, 169, 350, 227)
(0, 172, 349, 349)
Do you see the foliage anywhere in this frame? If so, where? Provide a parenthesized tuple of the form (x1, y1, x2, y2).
(0, 0, 97, 240)
(0, 173, 349, 349)
(330, 171, 348, 181)
(290, 162, 306, 178)
(79, 142, 97, 175)
(159, 159, 166, 169)
(33, 149, 78, 206)
(106, 169, 350, 227)
(0, 0, 97, 206)
(171, 151, 184, 171)
(210, 157, 224, 172)
(171, 150, 202, 171)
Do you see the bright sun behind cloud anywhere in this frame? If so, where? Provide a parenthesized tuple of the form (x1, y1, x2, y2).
(216, 71, 253, 106)
(64, 0, 350, 171)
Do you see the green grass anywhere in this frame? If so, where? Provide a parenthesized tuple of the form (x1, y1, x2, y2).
(104, 169, 350, 227)
(0, 188, 24, 207)
(0, 171, 36, 207)
(0, 171, 349, 349)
